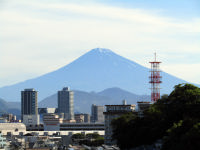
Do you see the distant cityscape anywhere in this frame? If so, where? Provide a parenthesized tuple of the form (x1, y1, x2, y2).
(1, 0, 198, 149)
(1, 49, 197, 150)
(0, 51, 162, 150)
(0, 84, 153, 149)
(0, 80, 157, 149)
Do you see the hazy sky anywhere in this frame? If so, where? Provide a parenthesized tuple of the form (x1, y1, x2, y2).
(0, 0, 200, 87)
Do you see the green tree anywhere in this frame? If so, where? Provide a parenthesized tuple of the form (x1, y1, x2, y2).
(79, 133, 104, 146)
(112, 112, 137, 149)
(86, 133, 100, 139)
(71, 133, 85, 140)
(162, 120, 200, 150)
(112, 83, 200, 150)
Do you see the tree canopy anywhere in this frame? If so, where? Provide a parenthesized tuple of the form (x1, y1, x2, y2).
(71, 133, 104, 146)
(112, 84, 200, 150)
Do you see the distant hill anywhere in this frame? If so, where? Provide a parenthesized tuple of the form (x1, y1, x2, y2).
(39, 87, 150, 113)
(98, 87, 149, 101)
(0, 87, 150, 115)
(0, 98, 21, 117)
(0, 98, 7, 112)
(0, 48, 188, 102)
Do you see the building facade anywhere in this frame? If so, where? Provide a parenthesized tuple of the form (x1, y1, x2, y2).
(23, 115, 40, 126)
(0, 123, 26, 135)
(0, 133, 6, 149)
(1, 113, 16, 122)
(43, 114, 63, 131)
(75, 114, 84, 123)
(21, 88, 40, 125)
(60, 123, 104, 131)
(104, 102, 136, 145)
(38, 108, 57, 123)
(38, 108, 56, 114)
(83, 114, 90, 123)
(91, 104, 104, 123)
(58, 87, 74, 120)
(21, 89, 38, 118)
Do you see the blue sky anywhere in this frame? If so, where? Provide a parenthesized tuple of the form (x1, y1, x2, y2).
(0, 0, 200, 87)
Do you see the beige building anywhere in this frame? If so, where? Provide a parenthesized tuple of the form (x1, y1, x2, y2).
(23, 115, 40, 126)
(75, 114, 84, 123)
(43, 114, 63, 131)
(0, 123, 26, 135)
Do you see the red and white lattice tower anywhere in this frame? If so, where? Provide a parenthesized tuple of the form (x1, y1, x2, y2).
(149, 53, 162, 102)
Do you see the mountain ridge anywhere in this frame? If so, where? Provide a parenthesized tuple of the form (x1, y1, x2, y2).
(0, 48, 188, 102)
(0, 87, 150, 114)
(39, 87, 150, 113)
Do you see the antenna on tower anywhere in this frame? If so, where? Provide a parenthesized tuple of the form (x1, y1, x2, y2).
(149, 53, 162, 102)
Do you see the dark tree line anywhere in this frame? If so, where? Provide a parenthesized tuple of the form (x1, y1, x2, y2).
(71, 133, 104, 146)
(112, 84, 200, 150)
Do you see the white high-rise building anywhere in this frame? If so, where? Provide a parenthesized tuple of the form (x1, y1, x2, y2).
(91, 104, 104, 123)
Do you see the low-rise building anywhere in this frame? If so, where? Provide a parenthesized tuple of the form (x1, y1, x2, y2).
(0, 123, 26, 135)
(1, 113, 17, 122)
(0, 133, 6, 149)
(83, 114, 90, 123)
(91, 104, 104, 123)
(38, 108, 57, 114)
(26, 124, 44, 131)
(60, 123, 104, 131)
(0, 118, 7, 123)
(75, 113, 91, 123)
(23, 115, 40, 126)
(104, 100, 136, 145)
(75, 114, 84, 123)
(43, 114, 63, 131)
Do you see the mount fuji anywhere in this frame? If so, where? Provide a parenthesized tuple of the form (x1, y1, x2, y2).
(0, 48, 187, 102)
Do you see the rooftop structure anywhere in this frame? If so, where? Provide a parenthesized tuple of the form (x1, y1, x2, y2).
(60, 123, 104, 131)
(24, 88, 35, 91)
(38, 108, 56, 114)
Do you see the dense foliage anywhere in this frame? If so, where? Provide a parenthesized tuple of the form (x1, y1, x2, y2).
(112, 84, 200, 150)
(71, 133, 104, 146)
